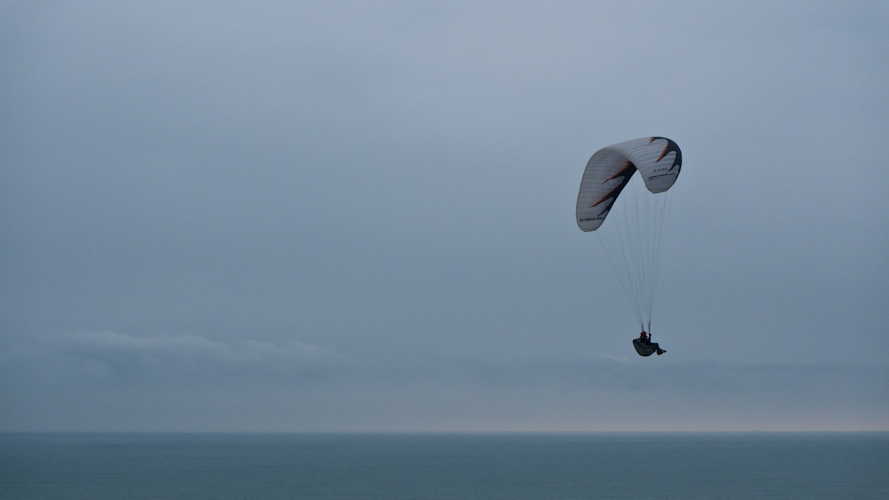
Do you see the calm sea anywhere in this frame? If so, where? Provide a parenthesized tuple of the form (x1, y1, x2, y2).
(1, 433, 887, 499)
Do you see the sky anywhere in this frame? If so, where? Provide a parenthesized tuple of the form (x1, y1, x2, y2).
(1, 1, 888, 432)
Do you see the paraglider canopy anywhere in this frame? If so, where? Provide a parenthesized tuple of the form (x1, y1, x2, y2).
(576, 136, 681, 232)
(576, 136, 682, 334)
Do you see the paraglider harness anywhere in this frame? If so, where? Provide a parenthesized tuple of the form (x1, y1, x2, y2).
(632, 330, 662, 357)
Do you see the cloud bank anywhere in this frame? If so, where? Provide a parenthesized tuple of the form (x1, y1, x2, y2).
(2, 330, 885, 432)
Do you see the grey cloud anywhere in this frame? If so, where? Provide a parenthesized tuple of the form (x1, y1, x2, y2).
(1, 330, 343, 393)
(2, 1, 888, 432)
(2, 329, 885, 432)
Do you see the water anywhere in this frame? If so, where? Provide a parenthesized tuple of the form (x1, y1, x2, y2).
(2, 433, 887, 499)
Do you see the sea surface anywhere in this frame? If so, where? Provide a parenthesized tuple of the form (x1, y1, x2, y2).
(1, 432, 887, 499)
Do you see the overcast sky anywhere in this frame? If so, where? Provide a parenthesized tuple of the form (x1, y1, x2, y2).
(2, 1, 887, 432)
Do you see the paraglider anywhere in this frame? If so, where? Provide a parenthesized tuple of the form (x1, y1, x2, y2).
(576, 137, 682, 356)
(633, 331, 666, 356)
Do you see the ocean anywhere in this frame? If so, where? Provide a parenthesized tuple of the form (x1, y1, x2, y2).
(2, 432, 887, 499)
